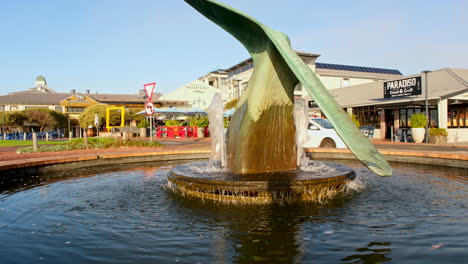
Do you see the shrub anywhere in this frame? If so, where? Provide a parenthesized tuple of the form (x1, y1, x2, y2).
(350, 114, 360, 127)
(78, 104, 120, 129)
(165, 120, 183, 127)
(138, 120, 150, 128)
(429, 128, 448, 137)
(17, 137, 164, 153)
(224, 98, 238, 110)
(410, 113, 427, 128)
(189, 116, 209, 127)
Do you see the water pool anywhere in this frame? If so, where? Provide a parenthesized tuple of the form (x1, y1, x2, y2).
(0, 160, 467, 263)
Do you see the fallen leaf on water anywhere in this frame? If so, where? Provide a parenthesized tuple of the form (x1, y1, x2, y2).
(429, 243, 443, 250)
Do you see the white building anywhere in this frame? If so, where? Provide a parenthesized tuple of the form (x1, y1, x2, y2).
(204, 51, 402, 103)
(159, 79, 221, 109)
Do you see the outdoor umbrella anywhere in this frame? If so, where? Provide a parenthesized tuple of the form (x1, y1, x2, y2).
(187, 107, 207, 116)
(136, 107, 167, 115)
(224, 108, 236, 117)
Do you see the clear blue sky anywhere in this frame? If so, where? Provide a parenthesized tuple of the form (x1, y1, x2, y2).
(0, 0, 467, 96)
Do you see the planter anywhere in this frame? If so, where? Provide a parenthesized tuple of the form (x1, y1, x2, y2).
(411, 127, 425, 143)
(197, 127, 205, 138)
(429, 135, 447, 144)
(139, 127, 147, 138)
(86, 128, 94, 137)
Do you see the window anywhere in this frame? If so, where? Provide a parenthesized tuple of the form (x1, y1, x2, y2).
(342, 78, 350, 87)
(398, 108, 438, 128)
(353, 106, 381, 128)
(68, 107, 85, 113)
(448, 105, 468, 128)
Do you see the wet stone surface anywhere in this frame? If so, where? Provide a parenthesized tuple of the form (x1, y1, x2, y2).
(167, 161, 355, 204)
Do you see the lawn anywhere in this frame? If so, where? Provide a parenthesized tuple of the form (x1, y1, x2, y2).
(0, 140, 65, 148)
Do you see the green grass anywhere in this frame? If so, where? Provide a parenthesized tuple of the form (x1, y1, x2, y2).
(16, 137, 164, 153)
(0, 140, 65, 148)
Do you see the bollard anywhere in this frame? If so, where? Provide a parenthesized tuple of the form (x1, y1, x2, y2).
(123, 132, 128, 140)
(32, 133, 38, 152)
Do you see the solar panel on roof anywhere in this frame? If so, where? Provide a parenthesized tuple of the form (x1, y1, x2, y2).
(316, 63, 401, 75)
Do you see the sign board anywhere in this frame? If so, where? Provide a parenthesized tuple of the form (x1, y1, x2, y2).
(384, 76, 422, 98)
(145, 102, 154, 115)
(94, 114, 99, 126)
(308, 100, 318, 108)
(144, 82, 156, 101)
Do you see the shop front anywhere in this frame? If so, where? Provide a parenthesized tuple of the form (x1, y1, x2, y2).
(328, 68, 468, 143)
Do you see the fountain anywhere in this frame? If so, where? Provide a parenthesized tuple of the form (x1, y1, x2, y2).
(167, 0, 392, 204)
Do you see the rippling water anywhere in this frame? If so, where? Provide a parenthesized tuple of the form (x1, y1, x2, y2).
(0, 160, 467, 263)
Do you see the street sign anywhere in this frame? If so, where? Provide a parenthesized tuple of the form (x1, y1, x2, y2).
(144, 82, 156, 101)
(145, 102, 154, 115)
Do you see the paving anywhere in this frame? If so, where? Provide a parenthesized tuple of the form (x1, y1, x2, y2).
(0, 137, 467, 172)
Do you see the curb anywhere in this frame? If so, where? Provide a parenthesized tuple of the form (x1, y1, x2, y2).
(305, 148, 468, 169)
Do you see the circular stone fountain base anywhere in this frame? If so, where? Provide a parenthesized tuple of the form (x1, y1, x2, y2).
(167, 161, 355, 204)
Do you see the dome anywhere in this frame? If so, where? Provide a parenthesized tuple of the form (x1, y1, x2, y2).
(36, 75, 46, 82)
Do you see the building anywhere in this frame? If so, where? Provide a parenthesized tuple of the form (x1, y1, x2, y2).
(159, 79, 221, 109)
(330, 68, 468, 142)
(208, 51, 402, 103)
(0, 76, 190, 133)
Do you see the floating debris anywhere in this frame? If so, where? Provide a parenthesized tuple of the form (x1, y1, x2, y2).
(430, 243, 444, 250)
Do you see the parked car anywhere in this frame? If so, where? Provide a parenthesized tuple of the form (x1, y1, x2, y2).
(303, 118, 347, 148)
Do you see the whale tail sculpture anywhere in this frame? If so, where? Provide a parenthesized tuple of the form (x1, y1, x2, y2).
(185, 0, 392, 177)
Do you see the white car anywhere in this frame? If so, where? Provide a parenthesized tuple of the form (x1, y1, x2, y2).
(303, 118, 347, 148)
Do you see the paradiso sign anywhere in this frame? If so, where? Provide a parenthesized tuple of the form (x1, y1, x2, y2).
(384, 76, 422, 98)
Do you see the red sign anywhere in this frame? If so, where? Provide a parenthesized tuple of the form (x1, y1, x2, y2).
(145, 102, 154, 115)
(144, 82, 156, 101)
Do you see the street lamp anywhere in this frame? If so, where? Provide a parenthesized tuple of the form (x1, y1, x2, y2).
(66, 99, 71, 140)
(1, 105, 5, 138)
(422, 70, 431, 143)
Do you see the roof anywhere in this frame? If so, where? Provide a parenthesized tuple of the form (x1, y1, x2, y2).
(226, 50, 320, 73)
(0, 91, 184, 106)
(316, 63, 402, 75)
(0, 92, 71, 105)
(329, 68, 468, 108)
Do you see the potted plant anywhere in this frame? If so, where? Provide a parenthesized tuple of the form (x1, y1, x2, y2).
(429, 128, 448, 144)
(137, 120, 149, 137)
(410, 113, 427, 143)
(189, 116, 209, 138)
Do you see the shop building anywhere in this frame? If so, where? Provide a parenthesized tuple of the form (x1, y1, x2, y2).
(329, 68, 468, 142)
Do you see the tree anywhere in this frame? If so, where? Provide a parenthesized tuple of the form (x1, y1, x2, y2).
(78, 104, 121, 129)
(126, 107, 145, 125)
(24, 109, 55, 132)
(5, 111, 27, 127)
(224, 98, 238, 110)
(49, 110, 67, 129)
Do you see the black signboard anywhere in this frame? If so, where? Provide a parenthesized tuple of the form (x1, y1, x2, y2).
(308, 100, 318, 108)
(384, 76, 422, 98)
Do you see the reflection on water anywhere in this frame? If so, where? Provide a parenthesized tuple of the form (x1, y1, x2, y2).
(0, 160, 467, 263)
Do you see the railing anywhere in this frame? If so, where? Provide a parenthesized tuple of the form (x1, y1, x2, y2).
(1, 131, 59, 140)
